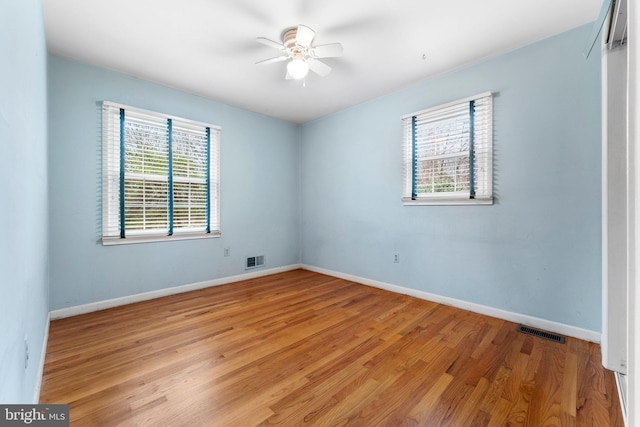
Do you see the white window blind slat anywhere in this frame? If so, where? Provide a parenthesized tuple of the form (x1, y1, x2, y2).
(123, 112, 169, 235)
(172, 124, 208, 233)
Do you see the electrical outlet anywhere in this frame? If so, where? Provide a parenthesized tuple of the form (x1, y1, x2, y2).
(224, 248, 230, 257)
(393, 253, 400, 263)
(24, 338, 29, 369)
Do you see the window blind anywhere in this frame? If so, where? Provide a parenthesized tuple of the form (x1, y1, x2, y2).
(102, 101, 220, 243)
(402, 92, 493, 203)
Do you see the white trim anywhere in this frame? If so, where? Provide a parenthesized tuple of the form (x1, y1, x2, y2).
(601, 16, 629, 374)
(301, 264, 601, 343)
(401, 91, 493, 120)
(102, 231, 221, 246)
(402, 197, 493, 206)
(33, 312, 50, 403)
(50, 264, 302, 320)
(629, 0, 640, 422)
(602, 21, 610, 369)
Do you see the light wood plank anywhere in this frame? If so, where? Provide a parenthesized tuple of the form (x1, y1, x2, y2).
(40, 269, 624, 426)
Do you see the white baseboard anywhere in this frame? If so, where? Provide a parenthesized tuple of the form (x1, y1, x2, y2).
(33, 312, 50, 403)
(301, 264, 601, 343)
(50, 264, 302, 320)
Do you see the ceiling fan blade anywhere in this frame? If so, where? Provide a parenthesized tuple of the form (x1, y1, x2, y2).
(312, 43, 343, 58)
(295, 25, 315, 47)
(307, 58, 331, 77)
(256, 37, 285, 50)
(255, 56, 289, 65)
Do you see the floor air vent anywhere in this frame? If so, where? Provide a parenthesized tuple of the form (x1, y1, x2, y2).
(246, 255, 265, 270)
(516, 325, 566, 344)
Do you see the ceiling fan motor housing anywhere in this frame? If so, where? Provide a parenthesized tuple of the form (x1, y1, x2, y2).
(282, 28, 298, 48)
(282, 27, 307, 58)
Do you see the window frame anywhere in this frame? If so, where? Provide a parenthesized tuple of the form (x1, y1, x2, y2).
(102, 101, 221, 245)
(401, 92, 493, 206)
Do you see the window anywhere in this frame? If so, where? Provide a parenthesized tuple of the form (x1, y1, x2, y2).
(102, 101, 220, 244)
(402, 92, 493, 205)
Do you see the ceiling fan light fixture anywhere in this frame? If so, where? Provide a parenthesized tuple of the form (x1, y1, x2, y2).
(287, 58, 309, 80)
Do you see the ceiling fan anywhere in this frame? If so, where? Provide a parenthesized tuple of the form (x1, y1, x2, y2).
(256, 25, 343, 81)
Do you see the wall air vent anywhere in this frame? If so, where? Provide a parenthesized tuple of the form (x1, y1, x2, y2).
(246, 255, 265, 270)
(516, 325, 566, 344)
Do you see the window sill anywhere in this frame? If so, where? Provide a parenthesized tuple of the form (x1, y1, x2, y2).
(102, 231, 221, 246)
(402, 197, 493, 206)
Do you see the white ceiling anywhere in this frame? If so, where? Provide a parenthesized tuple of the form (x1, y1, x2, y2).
(43, 0, 601, 124)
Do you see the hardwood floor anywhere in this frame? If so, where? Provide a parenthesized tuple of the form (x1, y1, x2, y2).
(40, 269, 623, 426)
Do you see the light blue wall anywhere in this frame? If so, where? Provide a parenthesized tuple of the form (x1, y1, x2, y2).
(0, 10, 601, 403)
(0, 0, 49, 403)
(48, 55, 300, 310)
(301, 25, 602, 332)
